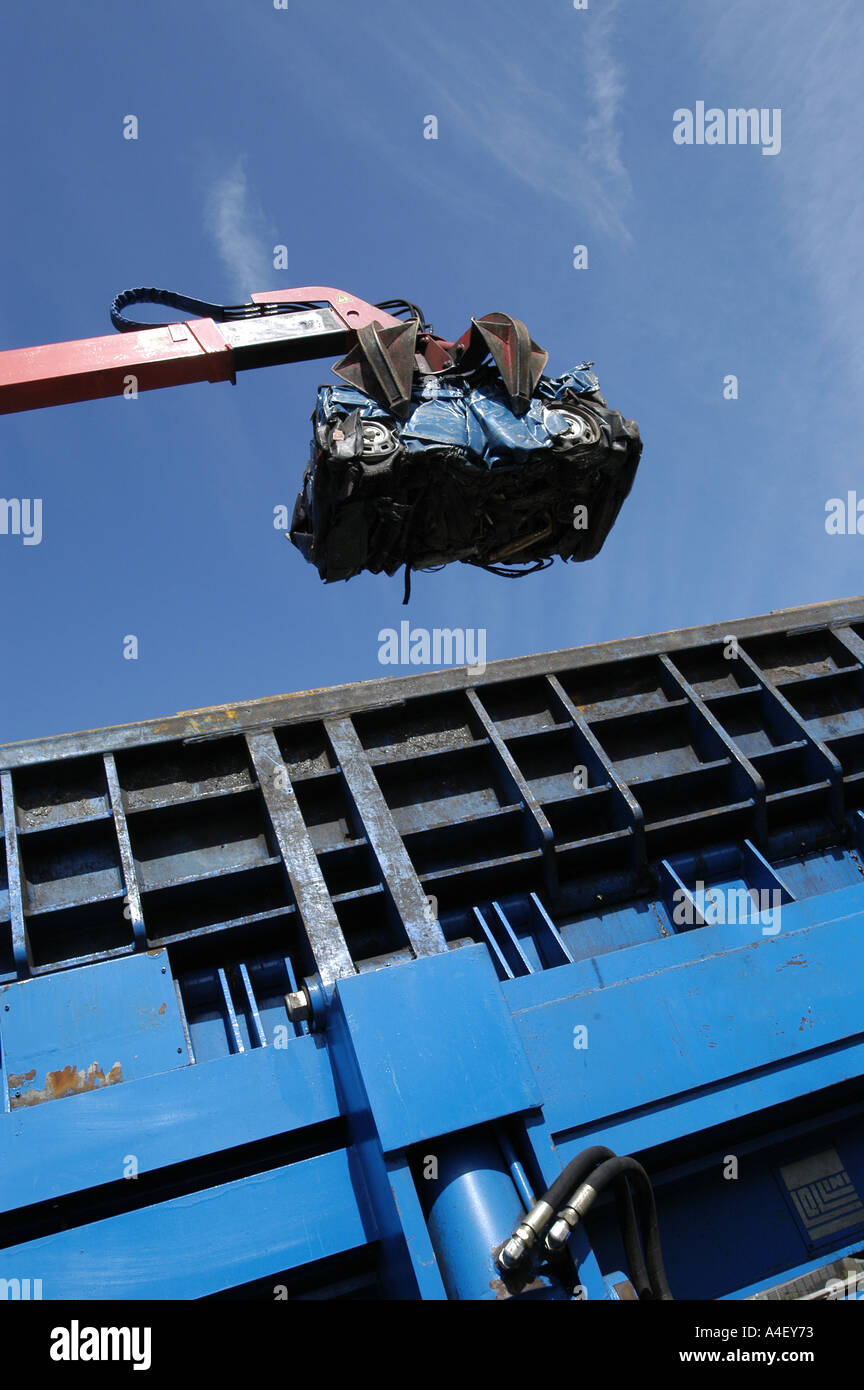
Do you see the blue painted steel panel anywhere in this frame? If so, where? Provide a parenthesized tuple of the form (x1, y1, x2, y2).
(1, 596, 864, 1300)
(335, 944, 538, 1154)
(0, 1149, 371, 1299)
(323, 987, 449, 1301)
(551, 1042, 864, 1163)
(509, 912, 864, 1137)
(2, 949, 186, 1110)
(0, 1037, 339, 1213)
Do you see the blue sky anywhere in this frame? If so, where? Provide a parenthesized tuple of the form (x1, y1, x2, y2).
(1, 0, 863, 744)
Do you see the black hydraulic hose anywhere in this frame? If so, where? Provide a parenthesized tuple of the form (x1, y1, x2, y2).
(498, 1144, 671, 1299)
(536, 1146, 650, 1298)
(569, 1155, 674, 1301)
(497, 1144, 618, 1279)
(540, 1144, 616, 1216)
(612, 1173, 653, 1301)
(110, 286, 325, 333)
(111, 287, 428, 335)
(374, 297, 429, 331)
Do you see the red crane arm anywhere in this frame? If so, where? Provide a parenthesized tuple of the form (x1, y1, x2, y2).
(0, 284, 544, 420)
(0, 288, 404, 416)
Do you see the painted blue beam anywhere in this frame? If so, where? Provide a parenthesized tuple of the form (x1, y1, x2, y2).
(335, 944, 538, 1154)
(0, 1148, 372, 1299)
(0, 1036, 339, 1212)
(1, 949, 187, 1110)
(509, 907, 864, 1140)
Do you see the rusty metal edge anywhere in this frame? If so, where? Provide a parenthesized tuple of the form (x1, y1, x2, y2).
(2, 594, 863, 769)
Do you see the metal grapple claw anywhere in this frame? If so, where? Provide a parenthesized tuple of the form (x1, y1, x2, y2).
(467, 313, 548, 415)
(332, 319, 419, 417)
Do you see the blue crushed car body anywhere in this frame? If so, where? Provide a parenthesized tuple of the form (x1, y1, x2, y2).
(290, 364, 642, 588)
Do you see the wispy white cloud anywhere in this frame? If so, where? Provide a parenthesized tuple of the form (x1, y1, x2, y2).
(582, 0, 632, 211)
(697, 0, 864, 382)
(369, 0, 633, 240)
(206, 159, 274, 293)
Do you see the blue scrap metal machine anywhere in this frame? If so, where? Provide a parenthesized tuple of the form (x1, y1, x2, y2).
(2, 596, 864, 1300)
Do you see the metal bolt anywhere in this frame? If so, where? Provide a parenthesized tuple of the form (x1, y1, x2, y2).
(285, 988, 312, 1023)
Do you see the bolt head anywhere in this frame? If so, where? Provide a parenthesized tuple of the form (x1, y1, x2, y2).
(285, 988, 312, 1023)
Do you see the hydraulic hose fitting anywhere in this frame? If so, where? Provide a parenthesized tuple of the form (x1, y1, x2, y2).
(545, 1182, 598, 1252)
(499, 1225, 534, 1271)
(497, 1201, 555, 1272)
(545, 1215, 577, 1254)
